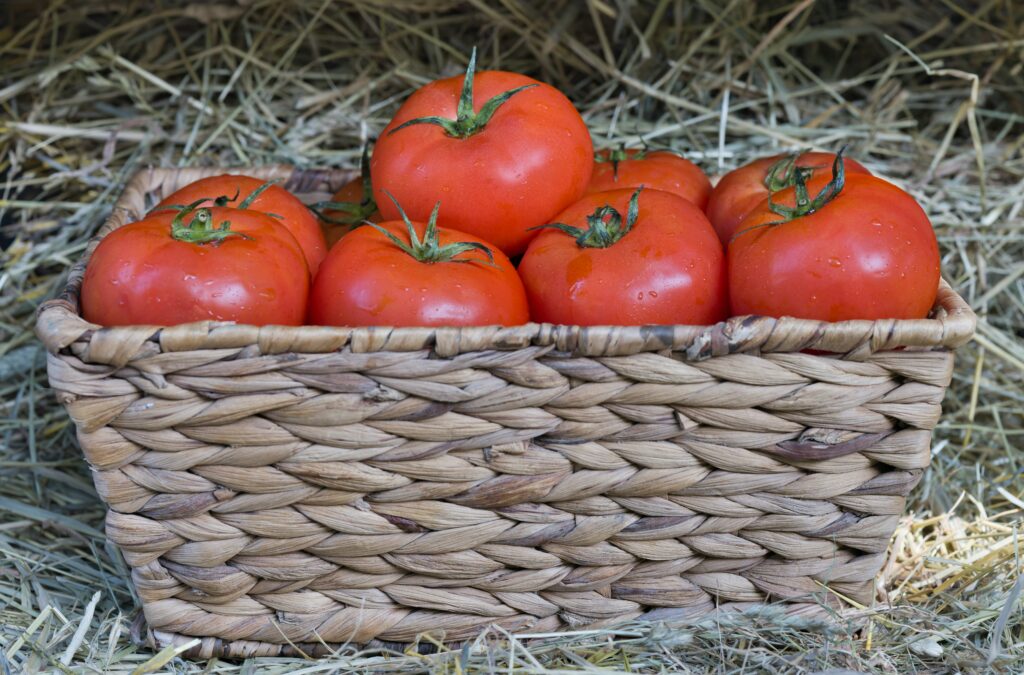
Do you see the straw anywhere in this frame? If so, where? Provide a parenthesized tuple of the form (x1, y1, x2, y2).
(1, 1, 1021, 671)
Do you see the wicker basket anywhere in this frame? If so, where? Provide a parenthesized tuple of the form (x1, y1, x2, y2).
(36, 165, 976, 659)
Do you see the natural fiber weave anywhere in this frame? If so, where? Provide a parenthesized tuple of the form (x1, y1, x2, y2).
(37, 166, 976, 659)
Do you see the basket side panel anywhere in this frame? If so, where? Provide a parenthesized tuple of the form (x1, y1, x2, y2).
(49, 336, 954, 650)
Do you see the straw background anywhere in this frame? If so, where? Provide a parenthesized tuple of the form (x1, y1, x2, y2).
(1, 0, 1022, 672)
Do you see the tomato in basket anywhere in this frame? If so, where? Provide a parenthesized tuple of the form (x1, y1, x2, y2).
(707, 151, 871, 244)
(314, 145, 380, 248)
(370, 49, 593, 257)
(588, 147, 711, 210)
(81, 205, 309, 327)
(308, 194, 528, 327)
(728, 154, 940, 322)
(518, 187, 727, 326)
(153, 174, 327, 275)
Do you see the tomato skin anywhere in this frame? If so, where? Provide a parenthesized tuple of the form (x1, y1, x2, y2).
(588, 149, 712, 210)
(371, 71, 593, 256)
(707, 152, 871, 244)
(81, 208, 309, 327)
(154, 175, 327, 275)
(728, 173, 940, 322)
(519, 189, 727, 326)
(309, 222, 529, 327)
(321, 177, 380, 248)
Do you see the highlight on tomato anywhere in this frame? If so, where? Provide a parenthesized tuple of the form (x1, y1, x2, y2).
(518, 187, 728, 326)
(308, 193, 529, 327)
(728, 152, 940, 322)
(153, 174, 327, 275)
(707, 150, 871, 244)
(81, 203, 309, 327)
(588, 145, 711, 210)
(312, 145, 380, 248)
(370, 48, 593, 256)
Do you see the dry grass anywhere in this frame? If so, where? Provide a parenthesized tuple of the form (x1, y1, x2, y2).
(1, 0, 1022, 672)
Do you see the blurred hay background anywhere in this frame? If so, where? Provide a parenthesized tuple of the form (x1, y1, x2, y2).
(1, 0, 1022, 672)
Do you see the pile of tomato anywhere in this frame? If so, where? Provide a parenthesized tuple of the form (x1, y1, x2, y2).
(82, 51, 941, 329)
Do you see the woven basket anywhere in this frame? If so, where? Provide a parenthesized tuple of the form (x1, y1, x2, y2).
(37, 165, 976, 659)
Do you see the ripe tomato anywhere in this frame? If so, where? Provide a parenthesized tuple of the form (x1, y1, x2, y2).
(317, 149, 380, 248)
(518, 188, 727, 326)
(707, 151, 871, 244)
(81, 205, 309, 326)
(309, 199, 529, 327)
(729, 161, 940, 322)
(153, 174, 327, 275)
(588, 148, 711, 210)
(371, 49, 593, 256)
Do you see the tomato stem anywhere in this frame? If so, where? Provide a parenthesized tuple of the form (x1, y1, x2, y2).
(763, 152, 815, 193)
(371, 191, 496, 265)
(533, 186, 643, 249)
(387, 47, 538, 140)
(213, 187, 241, 207)
(767, 146, 847, 222)
(595, 138, 652, 181)
(309, 144, 378, 225)
(169, 200, 252, 245)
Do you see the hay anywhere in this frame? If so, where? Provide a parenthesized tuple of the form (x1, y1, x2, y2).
(1, 0, 1021, 671)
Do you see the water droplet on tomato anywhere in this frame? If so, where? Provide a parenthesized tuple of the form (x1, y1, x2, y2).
(636, 291, 644, 302)
(828, 257, 842, 267)
(649, 291, 658, 298)
(183, 274, 197, 281)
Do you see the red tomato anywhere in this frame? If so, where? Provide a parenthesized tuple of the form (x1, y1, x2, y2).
(153, 174, 327, 275)
(371, 50, 593, 256)
(707, 151, 871, 244)
(588, 148, 711, 210)
(729, 167, 940, 322)
(81, 206, 309, 326)
(309, 202, 529, 327)
(519, 188, 727, 326)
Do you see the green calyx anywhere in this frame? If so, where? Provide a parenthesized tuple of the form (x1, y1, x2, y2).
(372, 190, 495, 265)
(534, 186, 643, 249)
(763, 152, 815, 193)
(310, 144, 378, 225)
(598, 138, 651, 181)
(388, 47, 538, 140)
(169, 199, 251, 245)
(158, 180, 279, 215)
(766, 146, 846, 222)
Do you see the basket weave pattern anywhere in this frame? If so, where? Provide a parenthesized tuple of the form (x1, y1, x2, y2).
(37, 167, 976, 659)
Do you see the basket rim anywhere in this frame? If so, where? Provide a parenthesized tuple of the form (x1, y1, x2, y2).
(35, 164, 977, 361)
